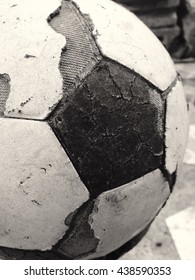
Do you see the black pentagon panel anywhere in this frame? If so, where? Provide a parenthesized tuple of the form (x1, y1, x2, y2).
(0, 74, 10, 116)
(49, 60, 165, 197)
(48, 0, 101, 99)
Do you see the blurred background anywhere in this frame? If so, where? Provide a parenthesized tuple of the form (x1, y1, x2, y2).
(113, 0, 195, 260)
(114, 0, 195, 59)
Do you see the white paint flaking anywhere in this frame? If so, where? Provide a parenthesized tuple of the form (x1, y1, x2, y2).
(86, 169, 170, 259)
(0, 118, 89, 250)
(73, 0, 176, 91)
(165, 79, 189, 174)
(0, 0, 65, 119)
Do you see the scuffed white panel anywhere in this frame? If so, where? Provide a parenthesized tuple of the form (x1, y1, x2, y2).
(73, 0, 176, 91)
(0, 0, 65, 119)
(86, 169, 170, 259)
(0, 118, 89, 250)
(165, 79, 189, 174)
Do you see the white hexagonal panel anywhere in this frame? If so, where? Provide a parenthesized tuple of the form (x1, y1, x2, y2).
(86, 169, 170, 259)
(0, 118, 89, 250)
(73, 0, 176, 91)
(165, 78, 189, 174)
(0, 0, 65, 119)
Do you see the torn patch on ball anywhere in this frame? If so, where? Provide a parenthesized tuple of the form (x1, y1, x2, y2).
(48, 0, 102, 102)
(0, 73, 10, 116)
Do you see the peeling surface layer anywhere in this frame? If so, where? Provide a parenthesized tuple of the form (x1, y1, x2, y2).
(72, 0, 176, 91)
(0, 0, 65, 119)
(49, 0, 101, 100)
(49, 60, 164, 197)
(0, 118, 89, 250)
(56, 200, 99, 259)
(86, 169, 170, 259)
(165, 78, 189, 174)
(0, 74, 10, 116)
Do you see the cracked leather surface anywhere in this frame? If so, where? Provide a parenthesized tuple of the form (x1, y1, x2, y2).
(49, 60, 165, 197)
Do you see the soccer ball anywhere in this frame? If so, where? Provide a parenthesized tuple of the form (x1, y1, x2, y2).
(0, 0, 188, 259)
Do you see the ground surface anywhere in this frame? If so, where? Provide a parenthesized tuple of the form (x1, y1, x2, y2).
(120, 61, 195, 260)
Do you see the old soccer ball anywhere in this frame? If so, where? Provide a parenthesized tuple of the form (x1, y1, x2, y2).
(0, 0, 188, 259)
